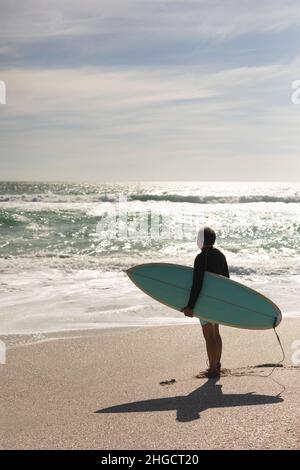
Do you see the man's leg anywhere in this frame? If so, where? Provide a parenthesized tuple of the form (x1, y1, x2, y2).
(214, 324, 222, 369)
(202, 323, 219, 373)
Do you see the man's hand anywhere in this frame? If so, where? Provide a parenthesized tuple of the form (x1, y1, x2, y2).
(181, 306, 194, 317)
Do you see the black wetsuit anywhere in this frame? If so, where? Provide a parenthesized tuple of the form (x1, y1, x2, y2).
(187, 246, 230, 309)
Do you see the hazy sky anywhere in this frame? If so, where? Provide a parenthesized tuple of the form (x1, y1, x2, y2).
(0, 0, 300, 181)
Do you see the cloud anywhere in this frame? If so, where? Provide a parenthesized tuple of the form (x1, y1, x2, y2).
(2, 57, 299, 120)
(1, 58, 299, 180)
(0, 1, 299, 180)
(1, 0, 299, 70)
(1, 0, 300, 43)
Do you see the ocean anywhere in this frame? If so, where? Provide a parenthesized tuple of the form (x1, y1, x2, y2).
(0, 181, 299, 344)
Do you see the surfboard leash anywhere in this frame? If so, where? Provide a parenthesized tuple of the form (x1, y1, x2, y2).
(273, 318, 285, 365)
(226, 323, 287, 395)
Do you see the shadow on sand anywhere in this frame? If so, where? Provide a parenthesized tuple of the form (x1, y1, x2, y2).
(95, 378, 283, 422)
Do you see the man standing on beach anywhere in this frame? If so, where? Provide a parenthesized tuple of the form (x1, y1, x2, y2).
(181, 227, 229, 378)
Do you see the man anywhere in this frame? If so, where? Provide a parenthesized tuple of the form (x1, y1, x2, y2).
(181, 227, 229, 378)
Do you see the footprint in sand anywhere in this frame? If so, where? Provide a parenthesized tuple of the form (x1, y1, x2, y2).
(159, 379, 176, 386)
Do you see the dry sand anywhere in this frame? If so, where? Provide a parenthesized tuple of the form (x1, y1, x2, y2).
(1, 319, 300, 449)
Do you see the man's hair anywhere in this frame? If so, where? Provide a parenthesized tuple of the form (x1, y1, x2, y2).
(204, 226, 216, 246)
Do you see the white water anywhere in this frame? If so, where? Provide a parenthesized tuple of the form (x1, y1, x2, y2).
(0, 181, 299, 342)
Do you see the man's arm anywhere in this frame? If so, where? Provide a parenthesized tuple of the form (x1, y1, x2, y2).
(223, 257, 230, 278)
(186, 253, 205, 309)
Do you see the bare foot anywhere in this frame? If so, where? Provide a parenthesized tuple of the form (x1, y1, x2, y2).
(194, 369, 220, 379)
(205, 368, 220, 378)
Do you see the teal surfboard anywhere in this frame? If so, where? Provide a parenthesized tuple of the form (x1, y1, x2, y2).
(126, 263, 282, 330)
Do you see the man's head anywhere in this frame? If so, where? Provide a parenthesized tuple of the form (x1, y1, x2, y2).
(197, 226, 216, 250)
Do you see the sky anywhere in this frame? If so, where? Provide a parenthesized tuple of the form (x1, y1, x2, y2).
(0, 0, 299, 182)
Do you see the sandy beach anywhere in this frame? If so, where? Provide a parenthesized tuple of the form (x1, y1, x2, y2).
(1, 319, 300, 450)
(1, 0, 300, 455)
